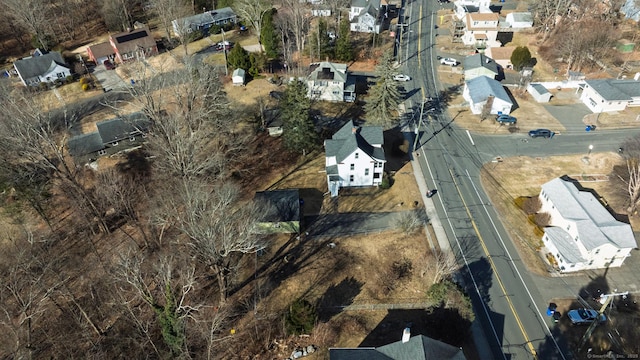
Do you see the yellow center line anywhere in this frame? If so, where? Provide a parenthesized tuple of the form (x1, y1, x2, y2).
(418, 3, 422, 68)
(449, 169, 538, 359)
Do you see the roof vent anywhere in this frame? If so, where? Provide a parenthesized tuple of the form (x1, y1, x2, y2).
(352, 127, 357, 134)
(402, 328, 410, 343)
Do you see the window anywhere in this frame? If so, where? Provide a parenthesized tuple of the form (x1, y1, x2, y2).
(349, 175, 354, 182)
(112, 141, 119, 146)
(350, 164, 354, 170)
(332, 91, 340, 95)
(98, 150, 106, 155)
(365, 169, 369, 176)
(130, 137, 135, 142)
(355, 153, 359, 159)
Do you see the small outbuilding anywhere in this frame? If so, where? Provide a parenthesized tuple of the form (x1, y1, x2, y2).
(527, 83, 552, 103)
(254, 189, 301, 234)
(232, 68, 245, 86)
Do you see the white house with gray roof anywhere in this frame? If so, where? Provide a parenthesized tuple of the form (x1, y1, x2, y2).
(13, 51, 71, 87)
(307, 62, 355, 102)
(579, 78, 640, 113)
(539, 178, 637, 273)
(324, 120, 385, 197)
(462, 75, 513, 115)
(349, 0, 382, 33)
(463, 53, 499, 80)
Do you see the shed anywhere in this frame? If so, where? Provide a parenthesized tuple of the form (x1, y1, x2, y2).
(617, 39, 635, 53)
(232, 68, 245, 86)
(527, 83, 552, 103)
(254, 189, 301, 233)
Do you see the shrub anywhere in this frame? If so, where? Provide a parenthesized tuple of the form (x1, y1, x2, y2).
(392, 257, 413, 279)
(79, 77, 89, 85)
(396, 211, 422, 234)
(285, 299, 316, 335)
(38, 82, 48, 91)
(534, 212, 551, 226)
(523, 196, 541, 215)
(82, 83, 90, 91)
(66, 75, 74, 83)
(427, 280, 455, 305)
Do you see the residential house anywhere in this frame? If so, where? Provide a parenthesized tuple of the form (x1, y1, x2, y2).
(539, 178, 637, 273)
(172, 7, 237, 36)
(87, 42, 116, 65)
(254, 189, 301, 234)
(463, 53, 499, 80)
(324, 120, 385, 197)
(67, 113, 150, 163)
(109, 27, 158, 63)
(505, 12, 533, 29)
(232, 68, 245, 86)
(527, 83, 552, 103)
(462, 75, 513, 115)
(579, 78, 640, 113)
(462, 12, 501, 49)
(330, 334, 467, 360)
(349, 0, 382, 33)
(453, 0, 491, 20)
(13, 51, 72, 87)
(307, 62, 356, 102)
(484, 46, 515, 69)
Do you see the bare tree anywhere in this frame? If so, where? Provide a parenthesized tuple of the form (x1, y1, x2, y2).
(425, 249, 458, 284)
(2, 0, 52, 50)
(276, 0, 310, 55)
(145, 0, 191, 55)
(235, 0, 272, 43)
(616, 137, 640, 213)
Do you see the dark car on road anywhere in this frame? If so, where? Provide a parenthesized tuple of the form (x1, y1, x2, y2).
(528, 129, 553, 138)
(567, 308, 606, 325)
(496, 114, 517, 124)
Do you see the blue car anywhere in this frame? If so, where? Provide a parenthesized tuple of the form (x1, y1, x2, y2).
(496, 114, 517, 124)
(529, 129, 553, 138)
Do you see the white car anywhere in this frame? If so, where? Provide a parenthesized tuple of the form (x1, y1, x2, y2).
(440, 57, 458, 66)
(393, 74, 411, 82)
(567, 308, 606, 325)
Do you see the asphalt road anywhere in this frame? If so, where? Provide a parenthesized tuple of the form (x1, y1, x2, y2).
(394, 0, 640, 359)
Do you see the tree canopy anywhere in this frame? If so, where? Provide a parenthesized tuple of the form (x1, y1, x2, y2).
(280, 79, 318, 155)
(364, 51, 402, 128)
(510, 46, 532, 71)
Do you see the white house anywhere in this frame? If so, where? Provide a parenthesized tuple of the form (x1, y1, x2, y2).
(462, 75, 513, 115)
(579, 78, 640, 113)
(13, 51, 72, 87)
(505, 12, 533, 29)
(485, 46, 515, 69)
(463, 53, 499, 80)
(232, 68, 245, 86)
(527, 83, 552, 103)
(462, 12, 501, 49)
(324, 120, 386, 197)
(539, 178, 637, 273)
(349, 0, 382, 33)
(453, 0, 491, 20)
(307, 62, 356, 102)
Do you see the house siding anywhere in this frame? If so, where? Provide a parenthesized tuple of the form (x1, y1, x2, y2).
(580, 83, 630, 113)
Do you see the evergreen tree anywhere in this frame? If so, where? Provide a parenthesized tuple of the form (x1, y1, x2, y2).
(249, 52, 267, 77)
(281, 79, 318, 155)
(364, 51, 402, 128)
(309, 19, 332, 61)
(510, 46, 532, 71)
(227, 44, 251, 71)
(335, 18, 353, 62)
(261, 8, 279, 58)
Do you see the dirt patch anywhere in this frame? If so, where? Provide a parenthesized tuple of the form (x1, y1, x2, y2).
(479, 153, 634, 275)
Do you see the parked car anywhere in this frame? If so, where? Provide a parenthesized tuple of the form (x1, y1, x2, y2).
(393, 74, 411, 82)
(496, 114, 517, 124)
(567, 308, 606, 325)
(216, 41, 234, 51)
(440, 57, 458, 66)
(528, 129, 553, 138)
(103, 60, 115, 70)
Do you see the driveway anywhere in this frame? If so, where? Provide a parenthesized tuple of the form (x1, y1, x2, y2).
(543, 103, 592, 131)
(93, 64, 126, 92)
(304, 210, 424, 237)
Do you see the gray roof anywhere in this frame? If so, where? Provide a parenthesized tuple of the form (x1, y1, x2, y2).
(309, 62, 348, 83)
(508, 12, 533, 23)
(174, 7, 236, 30)
(585, 79, 640, 101)
(463, 53, 499, 74)
(544, 227, 586, 264)
(325, 120, 385, 163)
(542, 178, 637, 250)
(67, 132, 105, 157)
(254, 189, 300, 222)
(351, 0, 380, 9)
(96, 113, 149, 144)
(14, 52, 69, 79)
(529, 83, 549, 95)
(330, 335, 466, 360)
(465, 75, 512, 104)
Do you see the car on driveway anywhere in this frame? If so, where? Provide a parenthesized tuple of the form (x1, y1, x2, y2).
(440, 57, 458, 66)
(567, 308, 606, 325)
(103, 60, 115, 70)
(393, 74, 411, 82)
(528, 129, 553, 138)
(496, 114, 517, 124)
(216, 41, 234, 51)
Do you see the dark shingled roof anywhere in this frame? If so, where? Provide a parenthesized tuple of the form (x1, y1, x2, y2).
(254, 189, 300, 222)
(13, 52, 69, 79)
(110, 27, 156, 55)
(325, 120, 385, 163)
(88, 42, 115, 60)
(67, 132, 105, 157)
(96, 113, 149, 144)
(330, 335, 467, 360)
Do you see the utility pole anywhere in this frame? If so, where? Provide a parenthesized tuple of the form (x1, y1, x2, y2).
(577, 290, 629, 353)
(221, 29, 228, 76)
(413, 98, 435, 151)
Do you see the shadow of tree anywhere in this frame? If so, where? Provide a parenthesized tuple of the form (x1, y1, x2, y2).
(316, 276, 364, 322)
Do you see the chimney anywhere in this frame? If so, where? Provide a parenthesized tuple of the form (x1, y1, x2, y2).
(402, 328, 410, 343)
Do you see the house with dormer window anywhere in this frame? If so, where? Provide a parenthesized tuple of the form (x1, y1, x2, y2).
(324, 120, 386, 197)
(539, 178, 637, 273)
(307, 62, 356, 102)
(462, 12, 501, 49)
